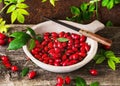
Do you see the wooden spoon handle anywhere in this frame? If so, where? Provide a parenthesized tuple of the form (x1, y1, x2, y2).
(79, 29, 112, 46)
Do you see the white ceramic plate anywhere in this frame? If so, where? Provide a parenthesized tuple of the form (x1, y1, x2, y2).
(23, 20, 104, 73)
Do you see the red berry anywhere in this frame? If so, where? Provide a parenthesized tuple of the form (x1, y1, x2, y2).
(59, 31, 65, 37)
(55, 83, 63, 86)
(0, 39, 6, 45)
(28, 71, 36, 79)
(11, 66, 19, 72)
(4, 63, 11, 69)
(78, 52, 86, 57)
(0, 33, 6, 40)
(65, 76, 71, 84)
(80, 35, 86, 42)
(84, 44, 90, 51)
(48, 42, 53, 49)
(57, 76, 64, 85)
(89, 69, 98, 76)
(103, 45, 111, 50)
(8, 37, 13, 43)
(1, 56, 9, 62)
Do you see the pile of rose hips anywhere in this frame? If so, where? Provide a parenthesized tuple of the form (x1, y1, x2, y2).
(31, 32, 90, 66)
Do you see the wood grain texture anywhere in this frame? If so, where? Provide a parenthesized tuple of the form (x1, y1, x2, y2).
(0, 25, 120, 86)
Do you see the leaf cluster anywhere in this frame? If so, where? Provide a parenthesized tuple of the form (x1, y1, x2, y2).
(102, 0, 120, 9)
(8, 27, 42, 50)
(0, 18, 9, 33)
(2, 0, 29, 23)
(94, 49, 120, 70)
(66, 2, 96, 23)
(76, 76, 99, 86)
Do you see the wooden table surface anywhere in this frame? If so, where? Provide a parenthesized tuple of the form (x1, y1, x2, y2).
(0, 25, 120, 86)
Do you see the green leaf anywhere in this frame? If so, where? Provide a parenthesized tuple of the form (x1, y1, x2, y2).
(42, 0, 47, 2)
(28, 39, 35, 50)
(27, 27, 36, 37)
(102, 0, 109, 7)
(96, 56, 105, 64)
(75, 77, 87, 86)
(11, 10, 17, 23)
(80, 3, 88, 12)
(105, 51, 115, 58)
(57, 37, 69, 42)
(107, 0, 114, 9)
(35, 35, 43, 42)
(17, 0, 25, 3)
(115, 0, 120, 4)
(106, 21, 113, 27)
(70, 6, 80, 15)
(8, 37, 29, 50)
(0, 18, 9, 33)
(108, 59, 116, 70)
(10, 32, 26, 38)
(89, 3, 95, 12)
(109, 57, 120, 63)
(50, 0, 55, 6)
(17, 3, 29, 8)
(8, 32, 31, 50)
(7, 5, 16, 13)
(17, 12, 25, 23)
(90, 81, 99, 86)
(17, 9, 29, 15)
(21, 67, 29, 77)
(0, 0, 2, 2)
(82, 11, 90, 20)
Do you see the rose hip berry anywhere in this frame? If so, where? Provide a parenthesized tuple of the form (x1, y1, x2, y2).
(57, 76, 64, 85)
(1, 56, 9, 62)
(0, 33, 6, 40)
(65, 76, 71, 84)
(11, 65, 19, 72)
(30, 32, 90, 66)
(56, 76, 71, 86)
(28, 71, 36, 79)
(89, 69, 98, 76)
(0, 33, 7, 46)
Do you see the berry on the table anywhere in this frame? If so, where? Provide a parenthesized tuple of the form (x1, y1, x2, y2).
(0, 39, 6, 45)
(55, 83, 63, 86)
(89, 69, 98, 76)
(103, 45, 111, 50)
(0, 33, 6, 40)
(57, 76, 64, 85)
(7, 37, 13, 43)
(0, 33, 7, 46)
(1, 56, 9, 62)
(11, 65, 19, 72)
(65, 76, 71, 84)
(28, 71, 36, 79)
